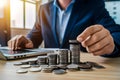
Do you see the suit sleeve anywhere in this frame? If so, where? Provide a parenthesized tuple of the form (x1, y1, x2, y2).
(93, 0, 120, 57)
(27, 6, 43, 48)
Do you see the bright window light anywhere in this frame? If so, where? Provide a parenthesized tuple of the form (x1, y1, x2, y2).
(0, 0, 6, 8)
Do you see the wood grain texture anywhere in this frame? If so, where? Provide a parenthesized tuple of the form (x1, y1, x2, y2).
(0, 52, 120, 80)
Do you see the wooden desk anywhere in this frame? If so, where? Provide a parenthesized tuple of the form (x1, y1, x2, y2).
(0, 52, 120, 80)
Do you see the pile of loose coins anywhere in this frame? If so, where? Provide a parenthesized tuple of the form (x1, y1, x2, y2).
(14, 40, 105, 74)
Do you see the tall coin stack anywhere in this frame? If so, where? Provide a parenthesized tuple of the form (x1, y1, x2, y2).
(47, 53, 58, 65)
(69, 40, 80, 64)
(37, 56, 48, 65)
(56, 49, 68, 65)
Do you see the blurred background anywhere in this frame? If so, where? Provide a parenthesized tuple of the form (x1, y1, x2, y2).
(0, 0, 120, 46)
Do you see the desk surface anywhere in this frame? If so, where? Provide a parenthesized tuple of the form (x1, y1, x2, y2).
(0, 52, 120, 80)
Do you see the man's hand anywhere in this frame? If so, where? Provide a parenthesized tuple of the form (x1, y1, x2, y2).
(77, 25, 115, 56)
(8, 35, 33, 50)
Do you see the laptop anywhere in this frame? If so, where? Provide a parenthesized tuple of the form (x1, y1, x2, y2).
(0, 47, 57, 60)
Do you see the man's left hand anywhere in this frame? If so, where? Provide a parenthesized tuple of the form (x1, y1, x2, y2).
(77, 25, 115, 56)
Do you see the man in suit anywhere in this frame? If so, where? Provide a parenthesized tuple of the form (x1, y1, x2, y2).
(8, 0, 120, 57)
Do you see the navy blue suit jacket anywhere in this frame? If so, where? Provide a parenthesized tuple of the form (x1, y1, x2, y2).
(27, 0, 120, 57)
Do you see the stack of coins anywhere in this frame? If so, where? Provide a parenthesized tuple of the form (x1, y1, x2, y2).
(47, 53, 58, 65)
(28, 59, 37, 65)
(41, 66, 53, 73)
(69, 40, 80, 64)
(37, 56, 48, 65)
(56, 49, 68, 65)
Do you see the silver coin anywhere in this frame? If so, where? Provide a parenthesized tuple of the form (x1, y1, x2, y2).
(41, 67, 53, 73)
(67, 64, 79, 71)
(28, 59, 37, 65)
(57, 64, 67, 69)
(31, 64, 40, 67)
(40, 65, 49, 68)
(29, 67, 41, 72)
(13, 62, 22, 66)
(20, 65, 31, 69)
(21, 61, 29, 65)
(37, 56, 48, 60)
(37, 56, 47, 63)
(86, 61, 105, 69)
(49, 65, 58, 69)
(16, 69, 28, 74)
(47, 53, 58, 58)
(79, 62, 92, 70)
(69, 40, 79, 44)
(53, 69, 66, 75)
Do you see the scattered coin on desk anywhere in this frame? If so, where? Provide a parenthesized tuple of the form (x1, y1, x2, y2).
(53, 69, 66, 75)
(86, 61, 105, 69)
(20, 65, 31, 69)
(13, 62, 22, 66)
(16, 69, 28, 74)
(31, 64, 40, 67)
(21, 60, 29, 65)
(79, 62, 93, 71)
(29, 67, 41, 72)
(67, 64, 79, 72)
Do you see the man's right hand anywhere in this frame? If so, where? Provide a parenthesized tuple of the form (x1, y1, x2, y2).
(8, 35, 34, 50)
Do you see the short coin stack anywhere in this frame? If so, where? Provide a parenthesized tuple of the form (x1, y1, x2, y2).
(56, 49, 68, 65)
(47, 53, 58, 65)
(37, 56, 48, 65)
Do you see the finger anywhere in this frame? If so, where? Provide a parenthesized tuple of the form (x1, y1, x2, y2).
(92, 43, 115, 56)
(7, 40, 10, 48)
(15, 35, 25, 50)
(8, 40, 12, 49)
(86, 36, 110, 53)
(15, 38, 21, 50)
(82, 29, 110, 47)
(15, 35, 29, 50)
(77, 25, 103, 42)
(11, 40, 17, 50)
